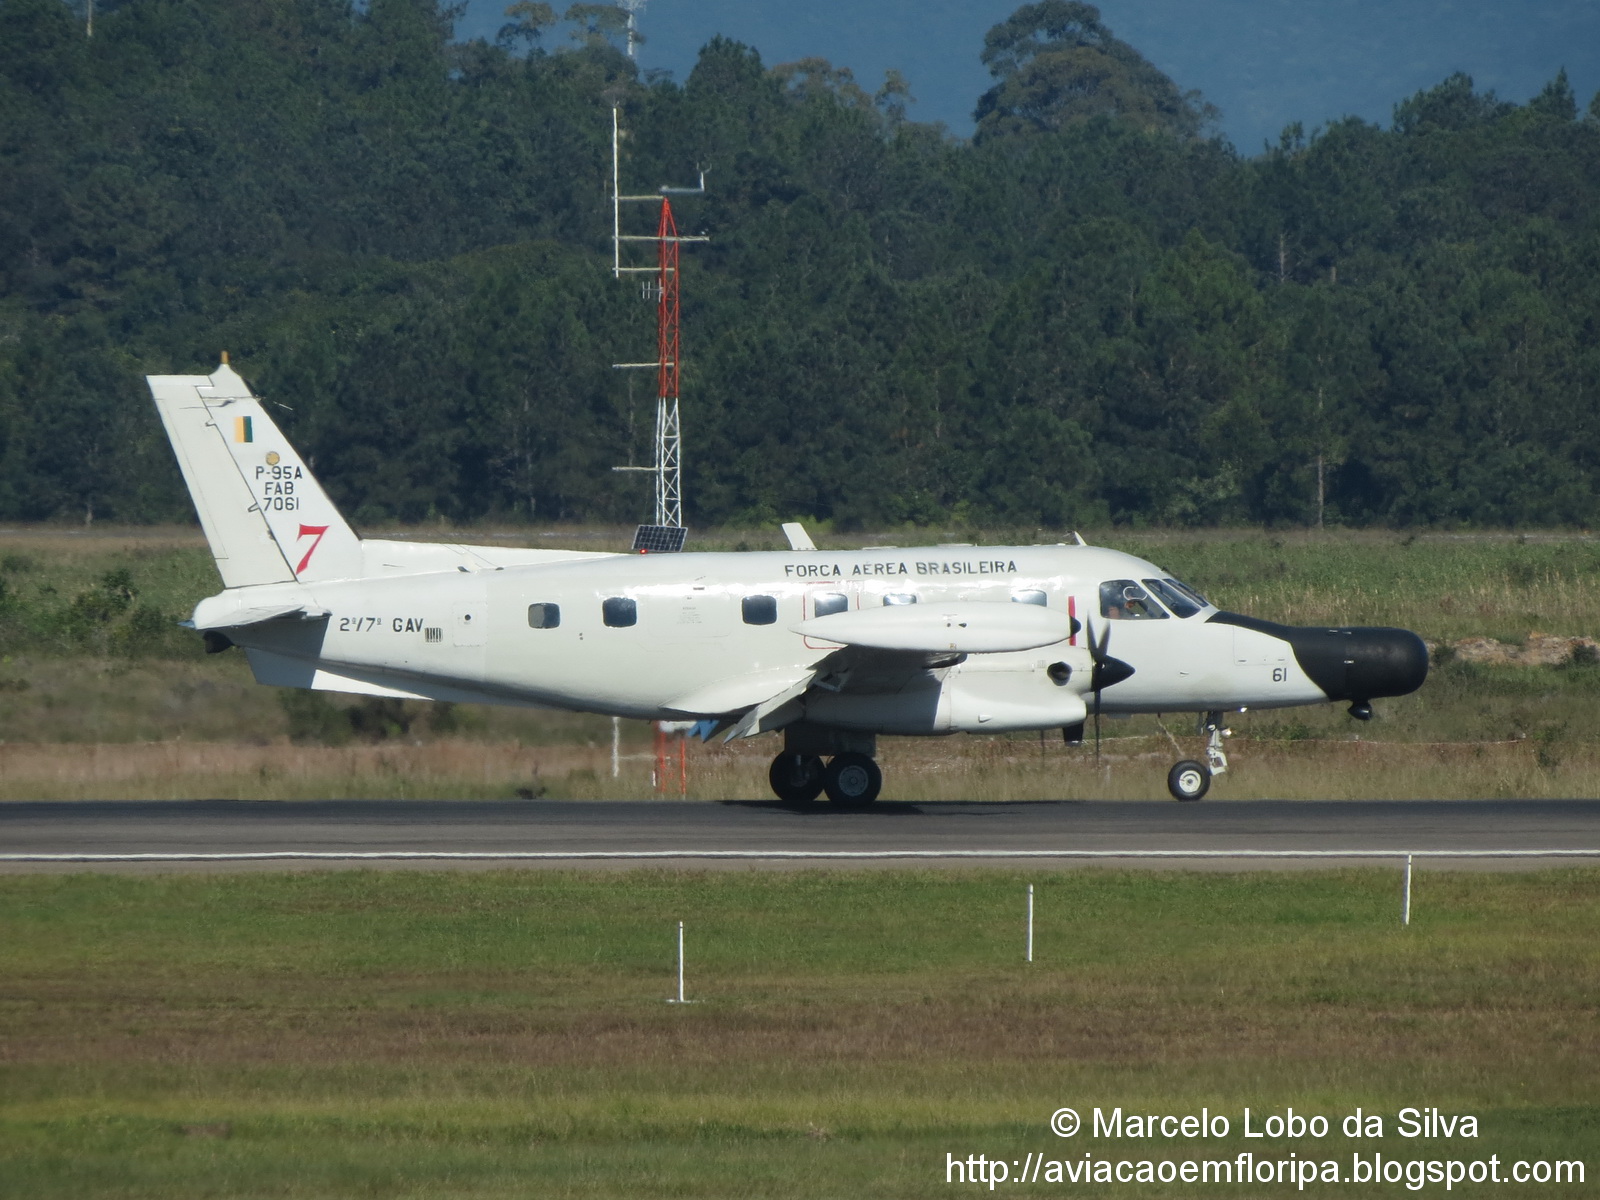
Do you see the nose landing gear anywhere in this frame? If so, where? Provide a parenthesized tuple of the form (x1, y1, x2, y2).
(1165, 711, 1230, 801)
(1167, 759, 1210, 801)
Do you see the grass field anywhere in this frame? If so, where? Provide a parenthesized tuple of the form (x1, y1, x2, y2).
(1, 869, 1596, 1197)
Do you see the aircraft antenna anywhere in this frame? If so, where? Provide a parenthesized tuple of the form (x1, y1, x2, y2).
(608, 106, 708, 551)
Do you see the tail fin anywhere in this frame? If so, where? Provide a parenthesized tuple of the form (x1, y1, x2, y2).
(148, 361, 363, 587)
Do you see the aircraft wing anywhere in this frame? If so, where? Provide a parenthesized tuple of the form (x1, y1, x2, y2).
(663, 605, 1075, 743)
(790, 602, 1072, 654)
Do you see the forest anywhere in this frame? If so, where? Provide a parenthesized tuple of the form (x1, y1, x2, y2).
(2, 0, 1599, 531)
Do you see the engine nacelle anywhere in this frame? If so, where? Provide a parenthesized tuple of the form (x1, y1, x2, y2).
(804, 658, 1089, 735)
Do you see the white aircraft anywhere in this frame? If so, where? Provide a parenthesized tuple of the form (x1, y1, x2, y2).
(149, 360, 1428, 804)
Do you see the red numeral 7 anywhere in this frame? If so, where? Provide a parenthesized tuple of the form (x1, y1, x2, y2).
(295, 524, 329, 574)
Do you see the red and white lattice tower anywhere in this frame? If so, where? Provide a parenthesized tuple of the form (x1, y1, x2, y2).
(609, 108, 705, 539)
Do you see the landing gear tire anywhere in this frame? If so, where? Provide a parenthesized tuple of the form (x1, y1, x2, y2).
(1167, 759, 1211, 802)
(768, 752, 825, 803)
(823, 752, 882, 807)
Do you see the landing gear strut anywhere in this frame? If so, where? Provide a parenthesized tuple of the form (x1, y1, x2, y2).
(1165, 711, 1230, 802)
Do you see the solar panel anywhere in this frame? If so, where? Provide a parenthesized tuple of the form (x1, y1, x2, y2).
(631, 524, 687, 554)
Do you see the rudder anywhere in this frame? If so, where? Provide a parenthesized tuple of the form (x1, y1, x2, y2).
(149, 360, 363, 586)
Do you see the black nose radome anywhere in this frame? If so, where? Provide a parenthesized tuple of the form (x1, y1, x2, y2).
(1209, 613, 1429, 702)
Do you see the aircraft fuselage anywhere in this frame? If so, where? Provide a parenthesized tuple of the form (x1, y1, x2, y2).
(220, 543, 1418, 733)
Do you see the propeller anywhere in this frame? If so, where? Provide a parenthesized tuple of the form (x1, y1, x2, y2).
(1085, 618, 1136, 765)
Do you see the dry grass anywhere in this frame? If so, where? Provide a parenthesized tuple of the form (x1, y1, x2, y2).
(2, 729, 1598, 801)
(0, 739, 608, 801)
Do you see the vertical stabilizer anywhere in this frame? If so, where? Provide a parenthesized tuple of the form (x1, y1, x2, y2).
(149, 362, 363, 586)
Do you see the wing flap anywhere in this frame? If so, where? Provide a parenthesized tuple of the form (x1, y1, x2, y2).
(663, 668, 815, 717)
(720, 674, 814, 741)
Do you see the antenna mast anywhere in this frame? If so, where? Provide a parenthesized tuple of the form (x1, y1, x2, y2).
(609, 107, 707, 549)
(619, 0, 646, 58)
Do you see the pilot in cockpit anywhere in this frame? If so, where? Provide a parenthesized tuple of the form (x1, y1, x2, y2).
(1100, 579, 1166, 620)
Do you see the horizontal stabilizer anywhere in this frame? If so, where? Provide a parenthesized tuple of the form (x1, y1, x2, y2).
(791, 602, 1072, 654)
(245, 649, 519, 706)
(189, 595, 330, 631)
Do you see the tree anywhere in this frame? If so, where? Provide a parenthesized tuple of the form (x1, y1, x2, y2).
(974, 1, 1214, 143)
(497, 1, 556, 51)
(1392, 73, 1511, 135)
(1528, 68, 1577, 123)
(562, 3, 630, 54)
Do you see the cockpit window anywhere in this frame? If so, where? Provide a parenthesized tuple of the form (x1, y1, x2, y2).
(1011, 589, 1048, 606)
(1099, 579, 1169, 620)
(1143, 578, 1203, 618)
(1164, 577, 1210, 609)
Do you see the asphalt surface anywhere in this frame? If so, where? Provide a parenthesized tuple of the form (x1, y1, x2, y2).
(3, 798, 1600, 870)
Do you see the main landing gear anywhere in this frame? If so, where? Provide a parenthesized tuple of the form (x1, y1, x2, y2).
(767, 751, 883, 805)
(1165, 711, 1231, 802)
(767, 726, 882, 806)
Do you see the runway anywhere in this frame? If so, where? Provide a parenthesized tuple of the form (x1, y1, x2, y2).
(3, 798, 1600, 870)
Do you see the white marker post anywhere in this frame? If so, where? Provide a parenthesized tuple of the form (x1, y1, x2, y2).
(1402, 854, 1413, 927)
(1027, 884, 1034, 963)
(666, 920, 688, 1003)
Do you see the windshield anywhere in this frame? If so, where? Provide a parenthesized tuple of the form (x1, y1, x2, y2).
(1143, 578, 1203, 618)
(1099, 579, 1169, 620)
(1164, 577, 1209, 609)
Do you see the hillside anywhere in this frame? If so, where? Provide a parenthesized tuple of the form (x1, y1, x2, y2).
(2, 0, 1599, 530)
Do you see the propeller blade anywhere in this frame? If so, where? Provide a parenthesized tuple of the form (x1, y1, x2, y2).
(1087, 619, 1135, 695)
(1089, 619, 1106, 766)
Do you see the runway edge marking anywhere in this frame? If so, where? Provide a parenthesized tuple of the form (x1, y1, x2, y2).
(5, 849, 1600, 863)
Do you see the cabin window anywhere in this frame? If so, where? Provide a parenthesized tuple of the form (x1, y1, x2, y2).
(1142, 578, 1202, 618)
(1011, 589, 1048, 606)
(527, 603, 561, 629)
(813, 592, 848, 617)
(882, 593, 918, 606)
(602, 597, 637, 628)
(1099, 579, 1169, 620)
(742, 595, 778, 625)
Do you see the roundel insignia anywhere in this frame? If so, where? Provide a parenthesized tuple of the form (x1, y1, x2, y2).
(266, 451, 281, 466)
